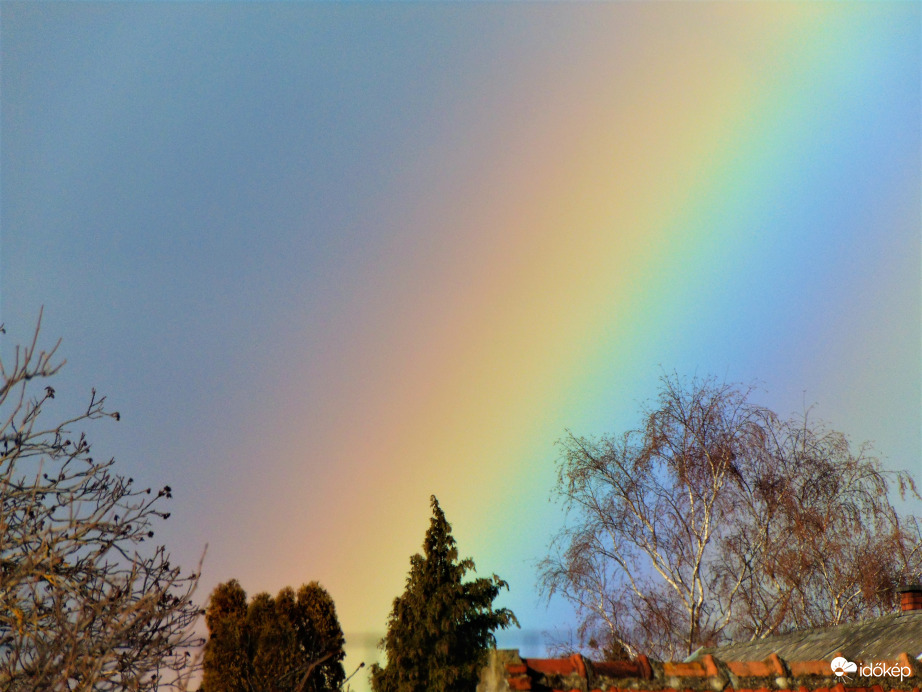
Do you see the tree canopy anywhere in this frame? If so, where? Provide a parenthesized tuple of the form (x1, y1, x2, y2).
(541, 374, 922, 660)
(0, 316, 202, 690)
(370, 495, 517, 692)
(202, 579, 345, 692)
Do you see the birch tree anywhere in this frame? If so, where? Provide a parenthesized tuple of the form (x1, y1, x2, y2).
(541, 375, 921, 660)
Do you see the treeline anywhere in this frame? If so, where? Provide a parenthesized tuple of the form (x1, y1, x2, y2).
(199, 580, 345, 692)
(198, 496, 517, 692)
(2, 322, 920, 691)
(0, 321, 514, 692)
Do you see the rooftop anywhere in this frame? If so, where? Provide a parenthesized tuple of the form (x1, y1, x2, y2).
(479, 648, 922, 692)
(479, 590, 922, 692)
(694, 611, 922, 664)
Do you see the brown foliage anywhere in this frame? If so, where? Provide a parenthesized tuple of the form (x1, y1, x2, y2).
(202, 579, 345, 692)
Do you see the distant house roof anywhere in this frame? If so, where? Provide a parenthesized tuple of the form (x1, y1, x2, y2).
(693, 611, 922, 664)
(479, 646, 922, 692)
(478, 595, 922, 692)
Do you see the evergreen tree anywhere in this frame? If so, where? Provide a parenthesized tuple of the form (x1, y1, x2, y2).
(202, 580, 249, 690)
(203, 580, 345, 692)
(291, 583, 347, 690)
(370, 496, 517, 692)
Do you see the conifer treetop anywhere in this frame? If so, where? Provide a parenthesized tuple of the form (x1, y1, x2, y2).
(371, 495, 518, 692)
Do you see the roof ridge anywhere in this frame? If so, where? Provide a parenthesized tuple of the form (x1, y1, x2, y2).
(712, 611, 905, 647)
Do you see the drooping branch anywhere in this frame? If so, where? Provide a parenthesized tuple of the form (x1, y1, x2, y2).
(541, 374, 922, 659)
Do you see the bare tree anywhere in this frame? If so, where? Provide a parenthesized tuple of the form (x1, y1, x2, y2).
(541, 374, 921, 660)
(721, 413, 922, 636)
(0, 314, 203, 691)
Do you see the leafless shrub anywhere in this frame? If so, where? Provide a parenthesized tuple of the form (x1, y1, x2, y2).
(0, 313, 204, 690)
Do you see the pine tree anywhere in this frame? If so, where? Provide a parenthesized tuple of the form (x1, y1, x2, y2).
(370, 496, 517, 692)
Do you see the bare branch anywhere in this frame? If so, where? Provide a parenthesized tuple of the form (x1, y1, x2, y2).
(0, 317, 203, 690)
(540, 374, 922, 659)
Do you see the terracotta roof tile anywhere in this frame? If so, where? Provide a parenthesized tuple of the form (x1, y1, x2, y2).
(479, 611, 922, 692)
(479, 652, 922, 692)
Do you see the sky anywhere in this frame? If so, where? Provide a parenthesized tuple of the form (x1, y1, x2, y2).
(2, 1, 920, 689)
